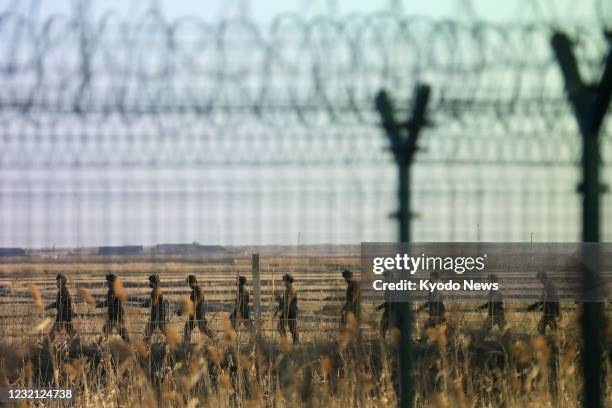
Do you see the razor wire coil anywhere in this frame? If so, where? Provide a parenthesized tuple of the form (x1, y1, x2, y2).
(0, 5, 611, 167)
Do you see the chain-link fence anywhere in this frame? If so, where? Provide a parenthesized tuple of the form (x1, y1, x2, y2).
(0, 0, 610, 341)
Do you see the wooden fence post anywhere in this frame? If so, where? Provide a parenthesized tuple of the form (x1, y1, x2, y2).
(252, 253, 261, 334)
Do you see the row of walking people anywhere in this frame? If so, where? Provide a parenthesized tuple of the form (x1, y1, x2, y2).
(43, 268, 560, 343)
(44, 271, 298, 343)
(378, 271, 561, 337)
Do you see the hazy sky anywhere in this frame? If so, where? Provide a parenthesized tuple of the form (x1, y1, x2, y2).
(7, 0, 605, 26)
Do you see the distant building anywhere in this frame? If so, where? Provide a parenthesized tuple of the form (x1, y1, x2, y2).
(0, 247, 26, 257)
(98, 245, 143, 255)
(153, 243, 225, 254)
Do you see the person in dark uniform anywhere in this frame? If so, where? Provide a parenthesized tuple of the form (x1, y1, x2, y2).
(527, 271, 560, 334)
(417, 271, 446, 329)
(140, 274, 166, 340)
(96, 273, 130, 342)
(341, 269, 361, 328)
(181, 275, 215, 341)
(45, 273, 76, 339)
(230, 275, 251, 329)
(376, 270, 398, 339)
(275, 274, 299, 344)
(376, 301, 395, 338)
(477, 274, 506, 331)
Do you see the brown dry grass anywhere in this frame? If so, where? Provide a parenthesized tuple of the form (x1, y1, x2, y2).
(1, 303, 609, 407)
(0, 310, 610, 407)
(0, 256, 610, 407)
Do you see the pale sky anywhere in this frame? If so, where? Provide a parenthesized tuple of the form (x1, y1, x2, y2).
(26, 0, 600, 25)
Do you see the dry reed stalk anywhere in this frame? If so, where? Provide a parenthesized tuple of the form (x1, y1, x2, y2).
(113, 278, 128, 302)
(178, 296, 194, 317)
(26, 282, 43, 309)
(78, 287, 96, 305)
(164, 325, 180, 349)
(31, 317, 53, 334)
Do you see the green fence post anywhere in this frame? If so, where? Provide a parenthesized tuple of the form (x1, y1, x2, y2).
(376, 84, 431, 408)
(552, 32, 612, 408)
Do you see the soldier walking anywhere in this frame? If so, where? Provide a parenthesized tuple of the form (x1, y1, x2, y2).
(376, 301, 397, 339)
(417, 271, 446, 329)
(376, 270, 398, 339)
(181, 275, 215, 341)
(45, 273, 76, 339)
(477, 274, 506, 331)
(527, 271, 560, 334)
(96, 273, 130, 342)
(340, 270, 361, 328)
(275, 274, 299, 344)
(230, 276, 251, 329)
(140, 274, 166, 340)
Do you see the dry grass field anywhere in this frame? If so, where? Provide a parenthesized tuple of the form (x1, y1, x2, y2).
(0, 249, 610, 407)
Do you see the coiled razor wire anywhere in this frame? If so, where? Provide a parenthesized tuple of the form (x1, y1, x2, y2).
(0, 4, 610, 167)
(0, 1, 610, 245)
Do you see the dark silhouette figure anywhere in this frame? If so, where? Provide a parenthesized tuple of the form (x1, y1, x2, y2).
(275, 274, 299, 344)
(340, 269, 361, 328)
(376, 301, 397, 339)
(45, 273, 76, 339)
(417, 271, 446, 329)
(96, 273, 129, 342)
(181, 275, 215, 340)
(230, 275, 251, 329)
(477, 274, 506, 331)
(376, 270, 398, 339)
(141, 274, 167, 340)
(527, 271, 560, 334)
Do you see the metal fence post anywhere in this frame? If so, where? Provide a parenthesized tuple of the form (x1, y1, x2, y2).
(552, 32, 612, 408)
(376, 83, 431, 408)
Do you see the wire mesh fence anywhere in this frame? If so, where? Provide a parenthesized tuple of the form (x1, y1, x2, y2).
(0, 1, 610, 337)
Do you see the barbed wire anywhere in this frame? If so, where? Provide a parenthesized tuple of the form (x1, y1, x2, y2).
(0, 2, 610, 167)
(0, 11, 608, 122)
